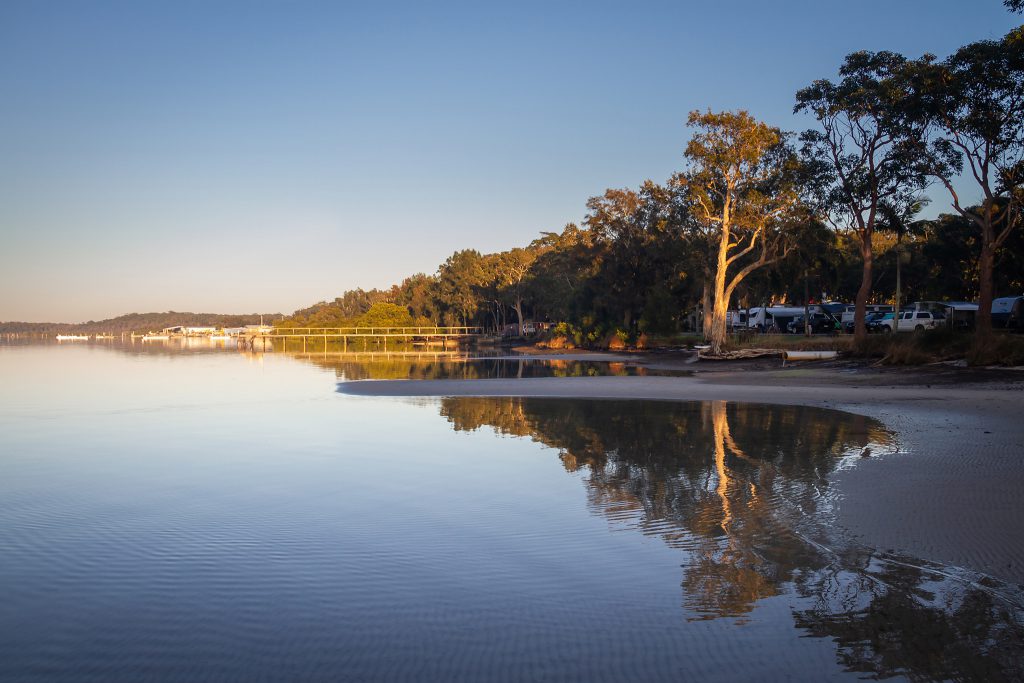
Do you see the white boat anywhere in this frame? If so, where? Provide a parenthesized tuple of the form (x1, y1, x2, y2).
(55, 334, 89, 341)
(141, 335, 170, 341)
(94, 335, 114, 339)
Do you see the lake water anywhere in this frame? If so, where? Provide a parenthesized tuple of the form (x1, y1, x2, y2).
(1, 342, 1022, 681)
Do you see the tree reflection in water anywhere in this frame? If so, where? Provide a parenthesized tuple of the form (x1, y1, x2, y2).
(440, 397, 1024, 681)
(294, 352, 683, 380)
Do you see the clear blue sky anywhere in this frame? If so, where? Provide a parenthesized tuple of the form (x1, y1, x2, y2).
(1, 0, 1017, 322)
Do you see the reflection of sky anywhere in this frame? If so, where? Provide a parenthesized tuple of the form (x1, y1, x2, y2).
(0, 1, 1016, 321)
(1, 346, 1021, 680)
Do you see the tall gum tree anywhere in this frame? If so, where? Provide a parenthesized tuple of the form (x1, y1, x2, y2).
(679, 110, 802, 355)
(796, 51, 927, 344)
(902, 29, 1024, 336)
(495, 246, 544, 335)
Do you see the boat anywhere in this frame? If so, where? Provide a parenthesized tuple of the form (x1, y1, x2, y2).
(141, 334, 170, 341)
(55, 334, 89, 341)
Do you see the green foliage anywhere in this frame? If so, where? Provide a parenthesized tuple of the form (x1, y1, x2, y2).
(352, 302, 419, 328)
(278, 288, 392, 328)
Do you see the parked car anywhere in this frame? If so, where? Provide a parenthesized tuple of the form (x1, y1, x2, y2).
(839, 303, 893, 328)
(878, 310, 945, 332)
(786, 313, 839, 334)
(847, 309, 888, 333)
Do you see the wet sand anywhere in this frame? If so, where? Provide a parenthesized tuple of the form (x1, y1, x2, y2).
(341, 356, 1024, 585)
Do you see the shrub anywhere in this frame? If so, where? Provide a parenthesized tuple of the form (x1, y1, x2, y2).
(966, 334, 1024, 366)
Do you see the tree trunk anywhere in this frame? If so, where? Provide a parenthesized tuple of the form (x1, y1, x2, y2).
(708, 232, 731, 354)
(512, 298, 524, 336)
(853, 234, 873, 346)
(804, 269, 810, 337)
(977, 240, 995, 338)
(894, 243, 902, 325)
(700, 266, 712, 336)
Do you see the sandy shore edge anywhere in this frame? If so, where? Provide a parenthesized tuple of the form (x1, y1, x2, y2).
(340, 369, 1024, 584)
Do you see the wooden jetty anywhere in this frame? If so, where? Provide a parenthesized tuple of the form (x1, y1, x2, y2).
(238, 326, 488, 352)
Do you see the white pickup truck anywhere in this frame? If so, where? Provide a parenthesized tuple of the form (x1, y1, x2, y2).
(879, 310, 945, 332)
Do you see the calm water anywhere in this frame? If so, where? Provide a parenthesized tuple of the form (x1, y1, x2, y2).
(1, 343, 1021, 682)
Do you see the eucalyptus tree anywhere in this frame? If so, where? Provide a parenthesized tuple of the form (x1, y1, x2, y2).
(796, 51, 928, 343)
(526, 224, 596, 325)
(494, 247, 542, 334)
(583, 187, 647, 330)
(678, 110, 802, 354)
(901, 29, 1024, 336)
(436, 249, 486, 327)
(394, 273, 440, 323)
(583, 180, 681, 333)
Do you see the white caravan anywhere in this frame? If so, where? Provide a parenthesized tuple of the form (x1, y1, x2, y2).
(745, 306, 815, 332)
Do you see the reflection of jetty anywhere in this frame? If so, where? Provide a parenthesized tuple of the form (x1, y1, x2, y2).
(288, 350, 470, 361)
(240, 327, 487, 352)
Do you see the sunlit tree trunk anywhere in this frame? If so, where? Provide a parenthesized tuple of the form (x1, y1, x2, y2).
(707, 226, 732, 353)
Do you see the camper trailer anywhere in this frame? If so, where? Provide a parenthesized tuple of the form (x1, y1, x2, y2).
(992, 296, 1024, 331)
(725, 310, 748, 331)
(910, 301, 978, 330)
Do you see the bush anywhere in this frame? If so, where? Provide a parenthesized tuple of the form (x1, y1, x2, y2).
(604, 329, 629, 350)
(851, 329, 1024, 366)
(539, 322, 582, 349)
(966, 334, 1024, 366)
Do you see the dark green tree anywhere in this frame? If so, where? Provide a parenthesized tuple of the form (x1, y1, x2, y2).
(796, 51, 928, 344)
(901, 29, 1024, 335)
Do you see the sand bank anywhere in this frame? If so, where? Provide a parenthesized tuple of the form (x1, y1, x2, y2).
(340, 361, 1024, 584)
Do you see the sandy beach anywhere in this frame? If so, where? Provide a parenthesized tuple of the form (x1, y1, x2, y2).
(341, 354, 1024, 585)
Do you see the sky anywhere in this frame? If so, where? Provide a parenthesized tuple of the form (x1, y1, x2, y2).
(0, 0, 1018, 322)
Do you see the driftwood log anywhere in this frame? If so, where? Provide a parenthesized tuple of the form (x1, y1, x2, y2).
(697, 348, 784, 361)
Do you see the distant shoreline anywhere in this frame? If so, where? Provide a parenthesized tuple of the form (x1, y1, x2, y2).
(340, 354, 1024, 585)
(0, 311, 282, 335)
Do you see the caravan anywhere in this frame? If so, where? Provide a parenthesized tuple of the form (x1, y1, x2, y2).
(993, 296, 1024, 331)
(745, 306, 814, 332)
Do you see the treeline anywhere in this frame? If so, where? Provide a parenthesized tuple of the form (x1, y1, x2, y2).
(0, 311, 282, 335)
(281, 11, 1023, 353)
